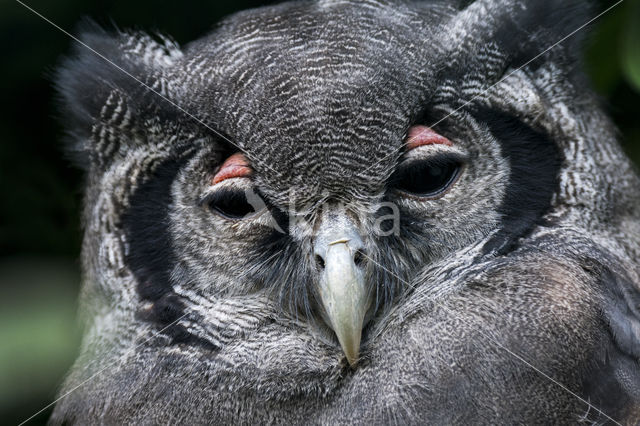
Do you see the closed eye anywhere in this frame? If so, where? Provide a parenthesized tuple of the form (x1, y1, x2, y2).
(391, 153, 464, 199)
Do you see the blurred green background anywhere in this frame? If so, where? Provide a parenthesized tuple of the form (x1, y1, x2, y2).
(0, 0, 638, 424)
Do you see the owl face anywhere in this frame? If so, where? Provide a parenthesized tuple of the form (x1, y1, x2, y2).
(74, 0, 569, 362)
(53, 0, 640, 423)
(122, 1, 535, 364)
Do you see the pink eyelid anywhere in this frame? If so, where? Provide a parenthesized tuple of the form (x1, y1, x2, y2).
(211, 152, 252, 185)
(406, 125, 453, 150)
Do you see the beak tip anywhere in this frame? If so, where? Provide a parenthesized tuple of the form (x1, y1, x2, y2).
(337, 332, 362, 367)
(345, 352, 360, 367)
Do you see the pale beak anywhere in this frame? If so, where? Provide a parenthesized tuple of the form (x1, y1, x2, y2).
(314, 216, 370, 366)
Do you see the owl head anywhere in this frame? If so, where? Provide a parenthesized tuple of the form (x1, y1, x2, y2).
(52, 0, 640, 423)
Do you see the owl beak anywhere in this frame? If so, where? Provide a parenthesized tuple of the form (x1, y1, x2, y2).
(314, 221, 370, 367)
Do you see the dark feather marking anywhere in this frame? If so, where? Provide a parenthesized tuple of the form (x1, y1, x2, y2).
(122, 154, 217, 350)
(122, 157, 182, 301)
(476, 108, 563, 255)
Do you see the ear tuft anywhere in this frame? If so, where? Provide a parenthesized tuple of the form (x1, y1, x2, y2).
(55, 20, 183, 170)
(516, 0, 597, 54)
(449, 0, 597, 71)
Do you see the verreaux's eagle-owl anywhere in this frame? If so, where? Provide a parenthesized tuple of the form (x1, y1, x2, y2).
(50, 0, 640, 423)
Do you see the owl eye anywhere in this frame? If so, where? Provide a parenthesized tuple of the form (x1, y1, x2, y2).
(392, 155, 463, 199)
(204, 187, 257, 219)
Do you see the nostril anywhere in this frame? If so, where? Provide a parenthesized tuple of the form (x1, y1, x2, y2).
(315, 254, 325, 270)
(353, 249, 365, 267)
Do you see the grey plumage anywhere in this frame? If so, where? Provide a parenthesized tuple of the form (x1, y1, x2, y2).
(52, 0, 640, 424)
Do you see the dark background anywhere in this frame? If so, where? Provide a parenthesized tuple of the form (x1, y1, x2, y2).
(1, 0, 638, 424)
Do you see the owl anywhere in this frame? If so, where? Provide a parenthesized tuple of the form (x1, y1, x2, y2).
(50, 0, 640, 424)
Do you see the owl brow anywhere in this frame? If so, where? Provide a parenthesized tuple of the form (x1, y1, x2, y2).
(357, 0, 624, 177)
(356, 251, 623, 426)
(20, 0, 622, 187)
(13, 0, 284, 181)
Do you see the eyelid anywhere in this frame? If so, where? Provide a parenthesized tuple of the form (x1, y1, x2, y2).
(211, 152, 252, 185)
(197, 177, 273, 225)
(400, 144, 469, 166)
(197, 176, 251, 207)
(406, 125, 453, 149)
